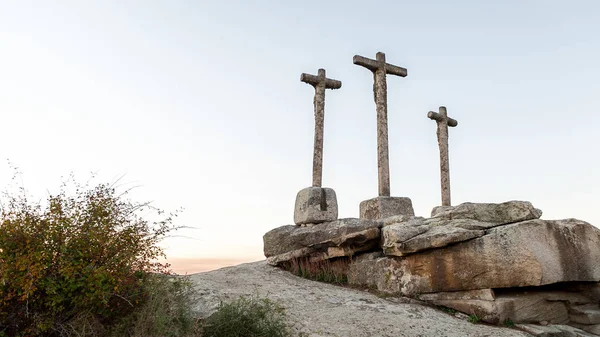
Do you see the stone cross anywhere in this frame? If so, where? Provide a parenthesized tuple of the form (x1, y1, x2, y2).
(428, 106, 458, 206)
(300, 68, 342, 187)
(353, 52, 407, 197)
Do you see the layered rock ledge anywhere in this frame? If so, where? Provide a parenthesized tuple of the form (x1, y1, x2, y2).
(263, 200, 600, 336)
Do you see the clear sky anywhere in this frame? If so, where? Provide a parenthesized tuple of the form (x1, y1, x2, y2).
(1, 1, 599, 274)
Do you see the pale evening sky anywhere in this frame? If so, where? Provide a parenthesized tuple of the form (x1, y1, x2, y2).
(1, 1, 598, 274)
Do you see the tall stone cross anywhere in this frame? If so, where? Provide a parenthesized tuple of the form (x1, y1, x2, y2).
(428, 106, 458, 206)
(353, 52, 407, 197)
(300, 68, 342, 187)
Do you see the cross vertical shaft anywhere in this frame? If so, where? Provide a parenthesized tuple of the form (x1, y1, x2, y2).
(374, 53, 390, 196)
(354, 52, 407, 197)
(427, 106, 458, 206)
(300, 68, 342, 187)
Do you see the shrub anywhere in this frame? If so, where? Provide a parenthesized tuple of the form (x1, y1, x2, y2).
(109, 274, 201, 337)
(201, 294, 291, 337)
(0, 176, 182, 336)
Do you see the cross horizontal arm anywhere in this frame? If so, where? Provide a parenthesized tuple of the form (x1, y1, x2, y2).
(385, 63, 408, 77)
(353, 55, 379, 72)
(428, 111, 458, 127)
(300, 73, 342, 89)
(353, 55, 407, 77)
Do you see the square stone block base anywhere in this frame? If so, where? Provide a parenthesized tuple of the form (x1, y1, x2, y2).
(359, 196, 414, 220)
(294, 187, 338, 225)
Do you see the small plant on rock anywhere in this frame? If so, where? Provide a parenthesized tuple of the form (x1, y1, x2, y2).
(439, 306, 457, 314)
(503, 318, 515, 327)
(468, 314, 482, 324)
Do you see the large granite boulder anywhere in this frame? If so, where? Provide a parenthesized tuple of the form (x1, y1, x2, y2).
(382, 217, 498, 256)
(263, 218, 381, 265)
(431, 200, 542, 224)
(381, 201, 543, 257)
(350, 218, 600, 295)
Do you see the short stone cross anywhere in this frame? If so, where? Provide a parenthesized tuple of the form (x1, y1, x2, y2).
(300, 68, 342, 187)
(353, 52, 407, 197)
(428, 106, 458, 206)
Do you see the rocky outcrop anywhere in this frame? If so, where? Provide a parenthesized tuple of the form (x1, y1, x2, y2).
(351, 218, 600, 294)
(190, 261, 530, 337)
(263, 218, 381, 265)
(263, 200, 600, 335)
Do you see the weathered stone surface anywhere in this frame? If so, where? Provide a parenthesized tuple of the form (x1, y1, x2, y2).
(190, 261, 529, 337)
(431, 200, 542, 224)
(382, 217, 497, 256)
(496, 293, 570, 324)
(384, 223, 484, 256)
(264, 218, 381, 265)
(546, 292, 593, 305)
(347, 252, 416, 295)
(266, 230, 379, 265)
(569, 304, 600, 324)
(419, 289, 496, 302)
(381, 214, 422, 227)
(294, 187, 338, 225)
(351, 219, 600, 295)
(516, 324, 597, 337)
(360, 196, 414, 220)
(570, 323, 600, 335)
(432, 299, 512, 324)
(573, 283, 600, 303)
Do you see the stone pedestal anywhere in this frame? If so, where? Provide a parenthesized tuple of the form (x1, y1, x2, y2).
(294, 187, 338, 225)
(359, 196, 414, 220)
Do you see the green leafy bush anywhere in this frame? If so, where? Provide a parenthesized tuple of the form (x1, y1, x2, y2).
(201, 295, 291, 337)
(0, 176, 183, 336)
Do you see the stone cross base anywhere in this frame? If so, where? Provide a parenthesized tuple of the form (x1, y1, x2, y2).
(294, 187, 338, 225)
(359, 196, 414, 220)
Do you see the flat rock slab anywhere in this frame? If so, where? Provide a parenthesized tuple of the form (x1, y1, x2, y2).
(431, 200, 542, 224)
(189, 261, 530, 337)
(351, 219, 600, 294)
(516, 324, 598, 337)
(264, 218, 382, 265)
(382, 217, 495, 256)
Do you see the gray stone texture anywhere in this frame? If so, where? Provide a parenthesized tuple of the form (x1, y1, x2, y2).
(427, 106, 458, 206)
(293, 186, 338, 225)
(359, 196, 415, 220)
(349, 218, 600, 295)
(263, 218, 381, 265)
(516, 324, 598, 337)
(190, 261, 530, 337)
(382, 217, 500, 256)
(431, 200, 542, 224)
(300, 68, 341, 188)
(353, 52, 407, 197)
